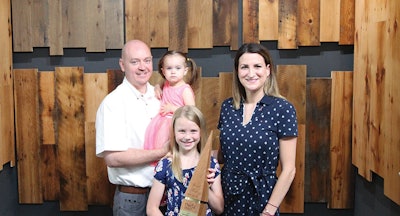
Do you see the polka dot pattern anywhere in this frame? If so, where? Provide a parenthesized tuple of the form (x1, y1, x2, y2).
(218, 96, 298, 215)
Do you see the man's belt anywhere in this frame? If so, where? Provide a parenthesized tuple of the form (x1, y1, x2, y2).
(118, 185, 150, 194)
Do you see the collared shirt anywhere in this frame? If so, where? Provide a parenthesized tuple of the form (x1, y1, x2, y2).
(96, 77, 160, 187)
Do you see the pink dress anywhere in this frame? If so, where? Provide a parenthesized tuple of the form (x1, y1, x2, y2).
(144, 82, 194, 153)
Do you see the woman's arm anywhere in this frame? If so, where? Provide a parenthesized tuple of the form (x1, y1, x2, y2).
(146, 180, 166, 216)
(262, 136, 297, 215)
(207, 168, 224, 215)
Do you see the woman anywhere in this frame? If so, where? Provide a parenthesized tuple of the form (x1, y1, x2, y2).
(218, 43, 298, 216)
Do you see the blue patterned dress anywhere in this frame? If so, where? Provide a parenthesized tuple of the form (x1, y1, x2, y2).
(154, 157, 221, 216)
(218, 95, 298, 216)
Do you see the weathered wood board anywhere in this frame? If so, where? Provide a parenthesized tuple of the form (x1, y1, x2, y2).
(14, 69, 42, 203)
(55, 67, 87, 210)
(329, 71, 354, 209)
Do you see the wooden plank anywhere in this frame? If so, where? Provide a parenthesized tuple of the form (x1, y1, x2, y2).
(84, 73, 108, 122)
(213, 0, 232, 46)
(148, 0, 169, 47)
(188, 0, 213, 48)
(0, 85, 16, 169)
(352, 0, 371, 180)
(0, 0, 15, 169)
(259, 0, 278, 41)
(107, 69, 124, 93)
(31, 0, 49, 47)
(230, 0, 239, 50)
(48, 0, 63, 55)
(199, 78, 219, 143)
(14, 69, 42, 203)
(86, 0, 105, 52)
(104, 0, 123, 49)
(41, 144, 60, 201)
(11, 0, 33, 52)
(329, 71, 354, 209)
(276, 65, 306, 212)
(125, 0, 150, 45)
(278, 0, 298, 49)
(169, 0, 188, 52)
(62, 0, 86, 47)
(39, 71, 56, 145)
(276, 65, 306, 124)
(384, 0, 400, 205)
(368, 21, 386, 176)
(83, 73, 109, 203)
(320, 0, 340, 42)
(305, 78, 331, 202)
(242, 0, 259, 43)
(297, 0, 320, 46)
(339, 0, 355, 45)
(55, 67, 87, 210)
(280, 124, 305, 213)
(85, 122, 112, 205)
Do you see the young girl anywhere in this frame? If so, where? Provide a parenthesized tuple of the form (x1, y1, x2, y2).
(146, 105, 224, 216)
(144, 51, 199, 164)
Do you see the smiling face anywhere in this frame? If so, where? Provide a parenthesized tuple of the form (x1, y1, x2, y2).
(161, 54, 188, 86)
(174, 116, 201, 153)
(119, 40, 153, 92)
(237, 53, 270, 96)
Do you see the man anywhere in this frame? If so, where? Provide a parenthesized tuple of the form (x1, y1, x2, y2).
(96, 40, 168, 216)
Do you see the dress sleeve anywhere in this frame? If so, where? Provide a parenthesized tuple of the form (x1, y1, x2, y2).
(154, 158, 170, 184)
(277, 100, 298, 138)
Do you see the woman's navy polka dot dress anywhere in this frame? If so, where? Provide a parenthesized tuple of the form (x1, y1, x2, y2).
(218, 96, 298, 216)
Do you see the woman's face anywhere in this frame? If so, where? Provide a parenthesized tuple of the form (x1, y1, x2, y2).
(237, 53, 270, 94)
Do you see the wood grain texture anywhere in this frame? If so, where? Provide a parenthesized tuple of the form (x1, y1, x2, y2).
(0, 0, 15, 169)
(125, 0, 150, 45)
(48, 0, 63, 55)
(31, 0, 49, 47)
(259, 0, 279, 41)
(213, 0, 232, 46)
(169, 0, 188, 52)
(352, 0, 370, 180)
(243, 0, 259, 43)
(188, 0, 213, 48)
(39, 72, 56, 145)
(55, 67, 87, 210)
(229, 0, 239, 50)
(83, 73, 112, 204)
(14, 69, 42, 203)
(11, 0, 33, 52)
(148, 0, 169, 47)
(305, 78, 331, 202)
(383, 0, 400, 204)
(104, 0, 123, 49)
(86, 0, 105, 52)
(339, 0, 355, 45)
(41, 144, 60, 200)
(329, 71, 354, 209)
(278, 0, 298, 49)
(320, 0, 340, 42)
(62, 0, 86, 48)
(297, 0, 320, 46)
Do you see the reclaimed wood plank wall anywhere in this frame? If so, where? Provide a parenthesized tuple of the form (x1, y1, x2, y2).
(1, 0, 398, 210)
(10, 0, 354, 55)
(353, 0, 400, 205)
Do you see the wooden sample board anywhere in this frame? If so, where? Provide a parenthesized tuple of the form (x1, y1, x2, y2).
(14, 69, 42, 203)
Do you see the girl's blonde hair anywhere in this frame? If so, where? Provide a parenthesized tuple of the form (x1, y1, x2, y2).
(169, 105, 207, 182)
(158, 50, 199, 88)
(232, 43, 284, 109)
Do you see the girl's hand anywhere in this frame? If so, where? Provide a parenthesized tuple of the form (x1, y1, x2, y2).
(160, 103, 176, 115)
(154, 84, 162, 99)
(207, 168, 217, 189)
